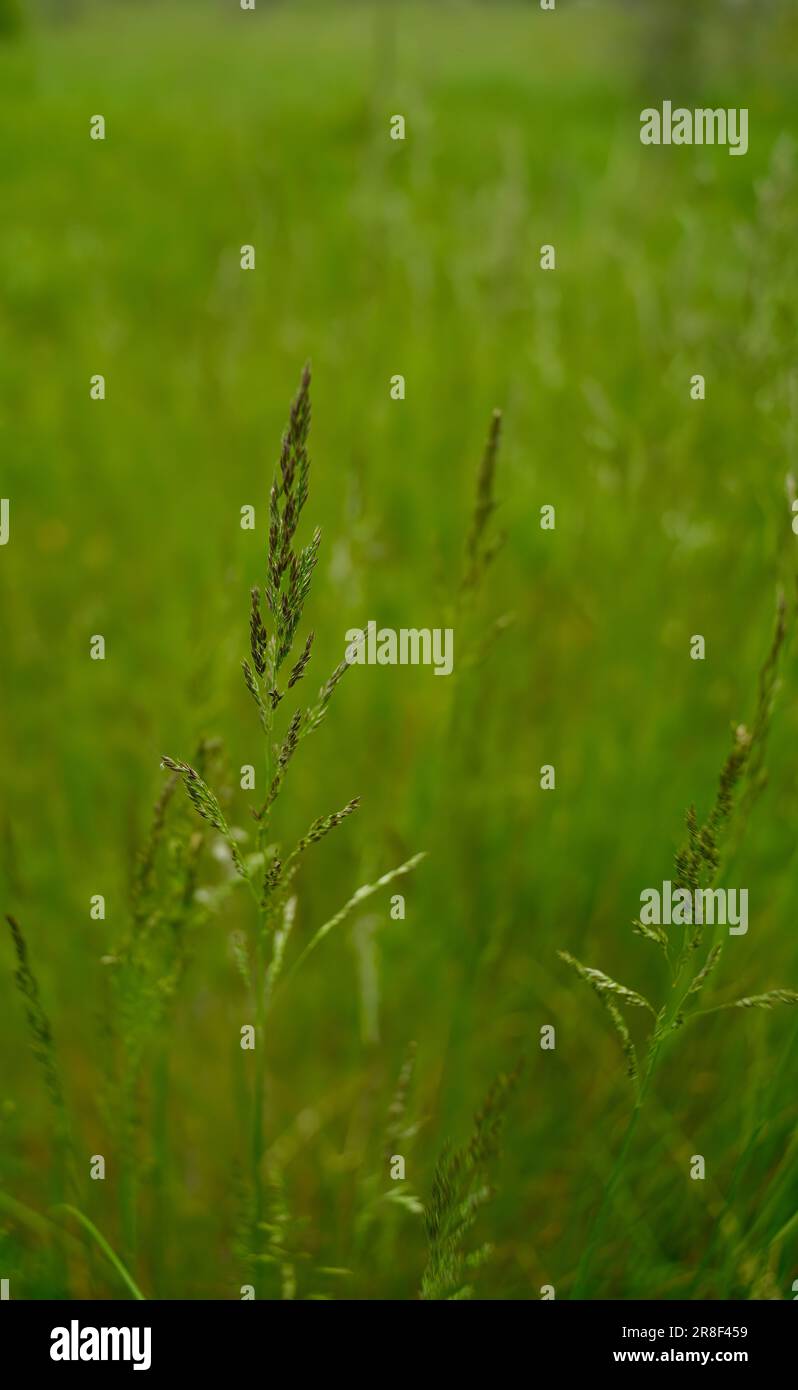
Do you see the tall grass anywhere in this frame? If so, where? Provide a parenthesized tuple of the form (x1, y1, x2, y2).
(563, 594, 797, 1297)
(3, 0, 798, 1302)
(2, 368, 528, 1300)
(421, 1063, 520, 1300)
(160, 366, 426, 1293)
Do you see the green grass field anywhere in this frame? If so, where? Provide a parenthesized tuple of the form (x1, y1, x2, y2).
(1, 0, 798, 1300)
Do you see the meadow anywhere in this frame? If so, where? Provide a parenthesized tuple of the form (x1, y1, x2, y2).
(1, 0, 797, 1300)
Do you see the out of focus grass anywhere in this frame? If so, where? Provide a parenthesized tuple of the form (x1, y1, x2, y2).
(1, 0, 797, 1298)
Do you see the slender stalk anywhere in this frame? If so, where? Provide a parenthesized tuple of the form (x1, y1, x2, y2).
(150, 1045, 170, 1297)
(250, 702, 274, 1285)
(251, 919, 268, 1256)
(572, 955, 692, 1297)
(571, 1048, 654, 1298)
(54, 1205, 146, 1301)
(119, 1076, 138, 1269)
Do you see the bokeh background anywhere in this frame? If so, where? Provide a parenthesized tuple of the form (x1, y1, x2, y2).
(1, 0, 797, 1299)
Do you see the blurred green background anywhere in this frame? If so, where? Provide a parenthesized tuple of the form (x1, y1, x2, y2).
(1, 0, 798, 1299)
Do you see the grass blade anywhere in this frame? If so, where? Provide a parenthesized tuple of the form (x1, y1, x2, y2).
(54, 1205, 146, 1301)
(283, 853, 426, 986)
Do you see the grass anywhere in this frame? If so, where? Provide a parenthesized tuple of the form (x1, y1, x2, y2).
(161, 364, 425, 1288)
(562, 591, 797, 1295)
(421, 1063, 521, 1300)
(2, 0, 798, 1300)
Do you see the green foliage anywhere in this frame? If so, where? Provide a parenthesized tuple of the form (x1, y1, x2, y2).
(3, 0, 798, 1302)
(565, 597, 796, 1294)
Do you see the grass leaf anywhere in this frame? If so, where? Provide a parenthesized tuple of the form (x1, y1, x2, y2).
(282, 853, 426, 986)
